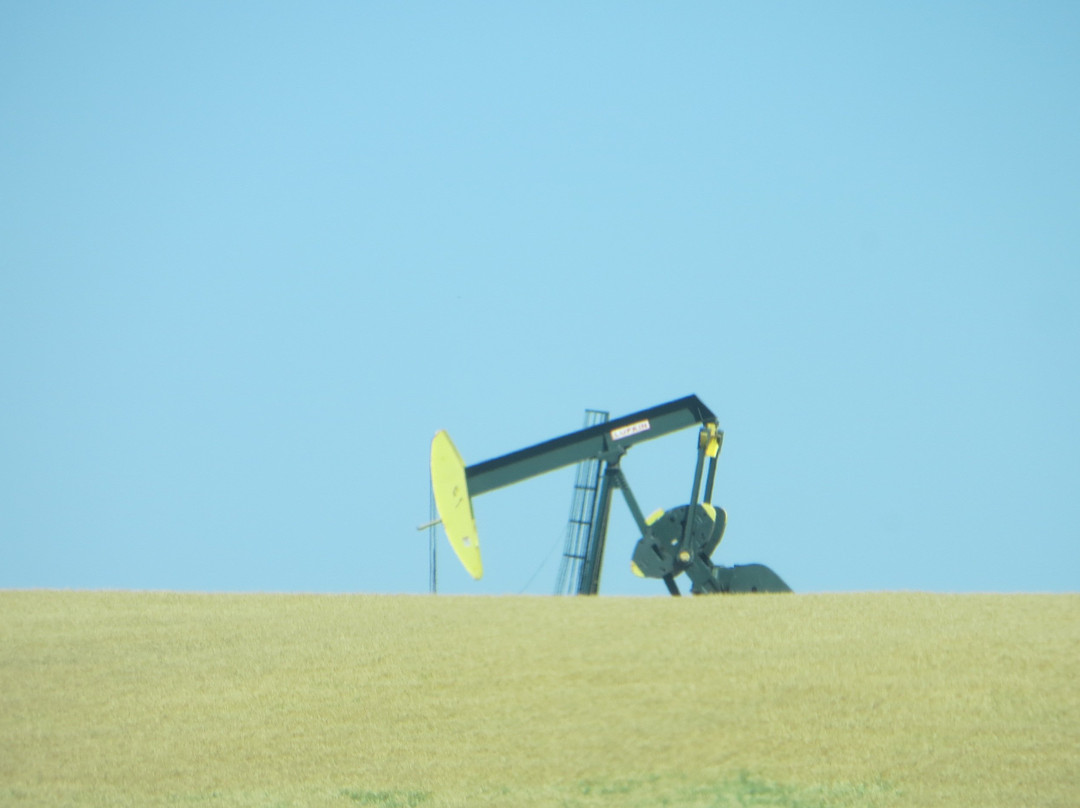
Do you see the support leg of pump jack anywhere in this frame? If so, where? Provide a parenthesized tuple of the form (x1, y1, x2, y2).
(579, 440, 679, 595)
(581, 457, 660, 596)
(663, 574, 680, 596)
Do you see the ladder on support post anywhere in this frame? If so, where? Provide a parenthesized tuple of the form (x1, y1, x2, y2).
(553, 409, 610, 595)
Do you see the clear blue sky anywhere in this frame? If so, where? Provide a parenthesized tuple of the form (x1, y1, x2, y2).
(3, 3, 1077, 595)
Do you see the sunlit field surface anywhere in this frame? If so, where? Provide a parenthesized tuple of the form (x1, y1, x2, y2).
(2, 592, 1076, 807)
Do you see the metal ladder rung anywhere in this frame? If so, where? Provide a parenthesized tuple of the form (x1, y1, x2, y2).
(555, 409, 610, 595)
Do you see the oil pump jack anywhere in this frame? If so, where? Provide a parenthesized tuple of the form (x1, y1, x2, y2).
(428, 395, 790, 595)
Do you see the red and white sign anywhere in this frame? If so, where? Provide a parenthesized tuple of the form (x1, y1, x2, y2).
(610, 419, 651, 441)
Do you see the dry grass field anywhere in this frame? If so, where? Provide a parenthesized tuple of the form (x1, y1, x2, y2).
(1, 591, 1077, 807)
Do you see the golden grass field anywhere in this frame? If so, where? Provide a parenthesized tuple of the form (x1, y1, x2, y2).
(1, 591, 1077, 807)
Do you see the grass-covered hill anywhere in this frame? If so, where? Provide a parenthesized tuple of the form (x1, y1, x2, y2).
(1, 591, 1076, 807)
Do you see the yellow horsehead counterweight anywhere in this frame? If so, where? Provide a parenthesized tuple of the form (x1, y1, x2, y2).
(429, 430, 483, 579)
(427, 395, 791, 595)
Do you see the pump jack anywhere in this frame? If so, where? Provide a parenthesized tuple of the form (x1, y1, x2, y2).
(428, 395, 790, 595)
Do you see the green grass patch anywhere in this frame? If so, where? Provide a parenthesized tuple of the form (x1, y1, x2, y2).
(567, 771, 896, 808)
(340, 789, 430, 807)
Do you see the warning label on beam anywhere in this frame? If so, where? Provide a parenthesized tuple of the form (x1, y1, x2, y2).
(610, 419, 651, 441)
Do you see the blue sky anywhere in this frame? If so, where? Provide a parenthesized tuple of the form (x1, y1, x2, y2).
(3, 2, 1077, 595)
